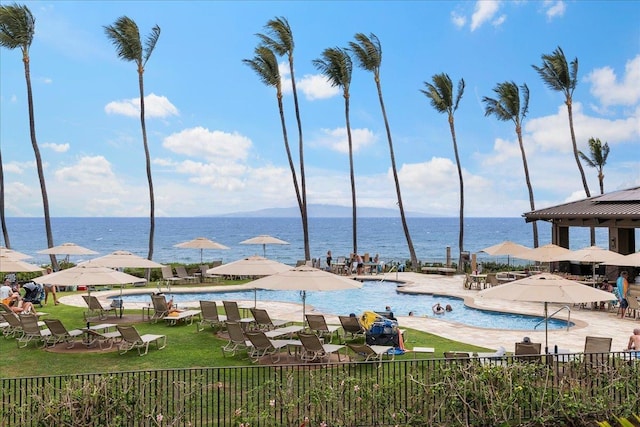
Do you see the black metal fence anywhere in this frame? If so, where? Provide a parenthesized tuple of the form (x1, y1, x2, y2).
(2, 352, 639, 426)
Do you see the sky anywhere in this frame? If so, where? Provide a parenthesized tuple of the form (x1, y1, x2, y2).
(1, 0, 639, 218)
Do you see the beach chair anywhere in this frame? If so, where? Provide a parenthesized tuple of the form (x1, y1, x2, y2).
(175, 265, 197, 283)
(514, 342, 542, 363)
(1, 312, 25, 338)
(82, 295, 117, 321)
(150, 294, 172, 322)
(250, 307, 288, 331)
(197, 300, 227, 332)
(298, 332, 345, 363)
(43, 319, 83, 349)
(116, 325, 166, 356)
(17, 314, 51, 348)
(306, 314, 341, 342)
(161, 266, 181, 284)
(222, 301, 254, 329)
(244, 330, 292, 363)
(339, 315, 366, 342)
(221, 321, 250, 357)
(583, 336, 612, 369)
(348, 343, 394, 363)
(200, 265, 221, 283)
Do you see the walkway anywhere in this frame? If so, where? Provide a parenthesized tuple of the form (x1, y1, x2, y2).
(60, 272, 638, 353)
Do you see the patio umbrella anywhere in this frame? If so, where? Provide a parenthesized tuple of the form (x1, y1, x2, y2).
(478, 273, 617, 353)
(79, 250, 165, 269)
(0, 246, 32, 260)
(247, 265, 362, 323)
(206, 255, 292, 277)
(240, 235, 289, 257)
(603, 252, 640, 267)
(563, 246, 624, 284)
(514, 243, 572, 263)
(37, 242, 99, 264)
(32, 265, 146, 295)
(174, 237, 230, 264)
(480, 241, 531, 266)
(0, 255, 44, 272)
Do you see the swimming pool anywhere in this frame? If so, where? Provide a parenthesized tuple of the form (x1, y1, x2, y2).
(116, 280, 572, 331)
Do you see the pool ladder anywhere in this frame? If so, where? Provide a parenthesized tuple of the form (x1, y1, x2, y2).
(534, 305, 571, 332)
(378, 265, 399, 283)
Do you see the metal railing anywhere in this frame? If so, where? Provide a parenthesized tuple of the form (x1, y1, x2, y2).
(2, 352, 638, 426)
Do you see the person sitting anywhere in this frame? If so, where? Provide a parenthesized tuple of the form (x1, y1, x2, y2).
(3, 292, 37, 314)
(432, 303, 445, 315)
(627, 328, 640, 353)
(445, 304, 453, 312)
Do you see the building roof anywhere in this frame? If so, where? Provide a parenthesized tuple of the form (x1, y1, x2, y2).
(522, 186, 640, 228)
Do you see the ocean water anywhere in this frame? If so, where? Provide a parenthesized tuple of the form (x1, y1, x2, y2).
(3, 216, 613, 267)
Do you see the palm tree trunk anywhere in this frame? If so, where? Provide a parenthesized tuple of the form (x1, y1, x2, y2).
(276, 93, 304, 233)
(375, 78, 418, 269)
(0, 149, 10, 248)
(138, 70, 155, 266)
(288, 61, 310, 261)
(516, 128, 539, 247)
(598, 172, 604, 195)
(24, 55, 57, 270)
(567, 102, 595, 245)
(448, 115, 464, 272)
(345, 95, 357, 254)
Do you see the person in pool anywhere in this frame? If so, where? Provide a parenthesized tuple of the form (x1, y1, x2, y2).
(432, 303, 445, 315)
(445, 304, 453, 312)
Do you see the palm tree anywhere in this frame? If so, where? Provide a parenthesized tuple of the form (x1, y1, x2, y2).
(0, 149, 10, 248)
(482, 82, 539, 248)
(313, 47, 358, 254)
(243, 46, 304, 242)
(421, 73, 465, 271)
(104, 17, 160, 264)
(0, 3, 56, 267)
(533, 46, 594, 244)
(348, 33, 418, 269)
(579, 137, 609, 195)
(257, 17, 310, 261)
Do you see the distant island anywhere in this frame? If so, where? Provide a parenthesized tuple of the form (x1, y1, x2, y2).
(213, 204, 437, 218)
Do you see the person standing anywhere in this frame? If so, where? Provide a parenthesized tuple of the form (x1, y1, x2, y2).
(615, 271, 630, 319)
(43, 267, 59, 305)
(326, 250, 332, 271)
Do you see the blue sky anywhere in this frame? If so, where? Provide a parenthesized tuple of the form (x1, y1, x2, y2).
(1, 0, 638, 218)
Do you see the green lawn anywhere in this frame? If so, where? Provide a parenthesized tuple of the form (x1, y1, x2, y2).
(1, 288, 492, 378)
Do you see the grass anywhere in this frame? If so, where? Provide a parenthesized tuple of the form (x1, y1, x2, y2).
(1, 283, 492, 378)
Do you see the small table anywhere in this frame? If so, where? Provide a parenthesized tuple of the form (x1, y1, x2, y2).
(82, 323, 118, 348)
(163, 309, 201, 326)
(469, 274, 488, 290)
(412, 346, 435, 359)
(264, 325, 304, 339)
(142, 305, 153, 321)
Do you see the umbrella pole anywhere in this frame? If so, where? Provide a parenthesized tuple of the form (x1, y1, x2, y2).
(254, 288, 257, 308)
(262, 244, 266, 258)
(544, 302, 549, 354)
(301, 290, 306, 327)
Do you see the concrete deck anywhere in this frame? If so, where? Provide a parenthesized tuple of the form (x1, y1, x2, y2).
(60, 272, 638, 353)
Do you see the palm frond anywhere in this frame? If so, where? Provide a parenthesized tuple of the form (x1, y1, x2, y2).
(104, 16, 142, 63)
(242, 45, 280, 89)
(348, 33, 381, 73)
(258, 16, 293, 57)
(532, 46, 577, 97)
(312, 47, 352, 90)
(143, 24, 161, 66)
(0, 3, 35, 50)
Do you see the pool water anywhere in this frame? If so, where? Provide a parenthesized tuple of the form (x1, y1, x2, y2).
(117, 280, 572, 331)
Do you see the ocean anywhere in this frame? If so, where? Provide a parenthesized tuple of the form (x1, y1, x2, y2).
(2, 217, 615, 267)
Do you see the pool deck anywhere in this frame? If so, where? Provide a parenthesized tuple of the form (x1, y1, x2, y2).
(60, 272, 638, 353)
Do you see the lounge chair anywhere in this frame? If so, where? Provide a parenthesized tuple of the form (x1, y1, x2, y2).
(485, 273, 500, 287)
(175, 265, 197, 283)
(584, 336, 612, 369)
(250, 308, 288, 331)
(514, 342, 542, 363)
(82, 295, 117, 321)
(348, 343, 394, 363)
(221, 321, 250, 357)
(197, 301, 227, 332)
(17, 315, 51, 348)
(43, 319, 83, 349)
(116, 325, 166, 356)
(161, 266, 181, 284)
(444, 351, 471, 359)
(150, 294, 172, 322)
(298, 332, 345, 363)
(339, 315, 366, 342)
(244, 330, 292, 363)
(200, 265, 221, 283)
(222, 301, 254, 329)
(305, 314, 341, 342)
(626, 296, 640, 319)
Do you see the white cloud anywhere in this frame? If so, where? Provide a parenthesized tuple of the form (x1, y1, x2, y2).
(470, 0, 501, 31)
(312, 127, 376, 154)
(451, 11, 466, 28)
(3, 161, 34, 174)
(162, 127, 252, 163)
(297, 74, 340, 100)
(492, 14, 506, 27)
(42, 142, 70, 153)
(104, 93, 179, 118)
(54, 156, 126, 194)
(586, 55, 640, 107)
(544, 0, 566, 19)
